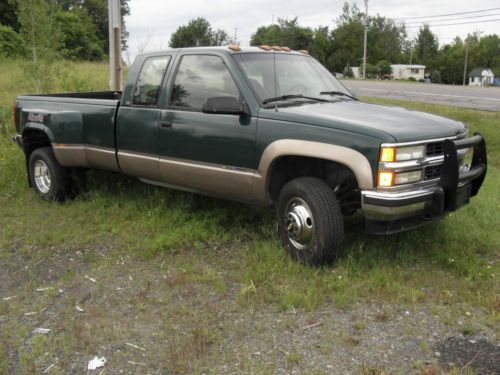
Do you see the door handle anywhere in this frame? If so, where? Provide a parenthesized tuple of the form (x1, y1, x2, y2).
(159, 121, 172, 129)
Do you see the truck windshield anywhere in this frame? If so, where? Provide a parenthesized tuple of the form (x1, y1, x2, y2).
(233, 53, 353, 105)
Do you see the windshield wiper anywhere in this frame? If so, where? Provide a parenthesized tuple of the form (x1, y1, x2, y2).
(319, 91, 358, 101)
(262, 94, 329, 105)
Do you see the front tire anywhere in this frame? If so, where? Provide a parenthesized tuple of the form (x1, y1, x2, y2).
(277, 177, 344, 265)
(29, 147, 70, 201)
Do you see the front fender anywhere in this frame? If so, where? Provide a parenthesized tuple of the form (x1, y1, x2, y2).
(254, 139, 374, 203)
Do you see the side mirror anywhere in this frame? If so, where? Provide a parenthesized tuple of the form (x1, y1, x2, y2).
(202, 96, 250, 116)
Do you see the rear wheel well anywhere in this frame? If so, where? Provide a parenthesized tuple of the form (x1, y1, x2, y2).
(22, 129, 52, 160)
(267, 156, 360, 214)
(22, 129, 52, 187)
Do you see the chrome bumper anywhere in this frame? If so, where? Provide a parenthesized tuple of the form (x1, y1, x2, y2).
(362, 133, 487, 234)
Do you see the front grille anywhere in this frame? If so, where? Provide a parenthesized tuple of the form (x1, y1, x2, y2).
(426, 141, 444, 157)
(424, 164, 442, 180)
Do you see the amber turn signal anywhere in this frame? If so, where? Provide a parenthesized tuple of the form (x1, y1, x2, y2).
(380, 147, 396, 162)
(378, 171, 395, 187)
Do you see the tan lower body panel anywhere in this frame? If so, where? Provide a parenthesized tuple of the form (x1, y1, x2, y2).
(158, 157, 258, 203)
(117, 151, 160, 181)
(53, 144, 119, 172)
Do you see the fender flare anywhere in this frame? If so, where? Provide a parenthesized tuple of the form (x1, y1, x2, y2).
(254, 139, 374, 203)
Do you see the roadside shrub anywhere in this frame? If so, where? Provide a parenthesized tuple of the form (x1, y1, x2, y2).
(343, 65, 354, 78)
(376, 60, 391, 75)
(430, 70, 442, 83)
(408, 77, 416, 82)
(0, 25, 25, 58)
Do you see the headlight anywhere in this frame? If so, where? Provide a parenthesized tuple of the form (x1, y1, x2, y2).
(380, 145, 425, 162)
(378, 170, 422, 187)
(394, 170, 422, 185)
(396, 146, 425, 161)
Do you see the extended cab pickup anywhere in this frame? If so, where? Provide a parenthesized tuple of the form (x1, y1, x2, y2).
(13, 46, 487, 264)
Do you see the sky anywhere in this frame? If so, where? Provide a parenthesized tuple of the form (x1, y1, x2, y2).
(124, 0, 500, 63)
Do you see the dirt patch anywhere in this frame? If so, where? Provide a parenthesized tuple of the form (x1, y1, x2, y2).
(435, 337, 500, 374)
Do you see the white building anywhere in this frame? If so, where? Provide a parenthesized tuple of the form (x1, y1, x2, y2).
(390, 64, 426, 80)
(469, 68, 495, 86)
(351, 67, 362, 79)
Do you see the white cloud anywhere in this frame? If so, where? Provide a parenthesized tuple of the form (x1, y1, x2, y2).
(124, 0, 500, 61)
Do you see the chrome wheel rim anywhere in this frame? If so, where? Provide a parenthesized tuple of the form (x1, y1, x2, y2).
(34, 160, 51, 194)
(284, 197, 315, 250)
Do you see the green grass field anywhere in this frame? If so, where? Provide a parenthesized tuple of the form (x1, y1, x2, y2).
(0, 60, 498, 374)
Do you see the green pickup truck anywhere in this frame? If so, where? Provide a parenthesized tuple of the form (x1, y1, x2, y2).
(13, 46, 487, 264)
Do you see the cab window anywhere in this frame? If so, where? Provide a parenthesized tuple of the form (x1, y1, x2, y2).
(169, 55, 239, 111)
(132, 56, 170, 106)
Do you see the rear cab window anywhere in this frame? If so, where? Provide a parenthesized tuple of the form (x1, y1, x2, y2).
(132, 56, 171, 106)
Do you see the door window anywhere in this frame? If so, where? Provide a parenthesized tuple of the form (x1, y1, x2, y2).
(132, 56, 171, 106)
(169, 55, 239, 110)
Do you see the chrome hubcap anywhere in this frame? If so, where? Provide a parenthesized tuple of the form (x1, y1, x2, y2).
(284, 197, 314, 250)
(34, 160, 51, 194)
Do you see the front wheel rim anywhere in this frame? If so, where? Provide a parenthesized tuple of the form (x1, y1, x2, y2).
(284, 197, 315, 250)
(34, 160, 52, 194)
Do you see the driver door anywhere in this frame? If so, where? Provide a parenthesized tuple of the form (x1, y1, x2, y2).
(157, 53, 257, 201)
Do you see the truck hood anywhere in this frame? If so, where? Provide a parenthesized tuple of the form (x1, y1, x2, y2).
(266, 100, 467, 142)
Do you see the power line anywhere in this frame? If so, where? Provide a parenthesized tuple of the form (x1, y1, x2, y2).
(402, 12, 500, 25)
(395, 7, 500, 20)
(405, 18, 500, 28)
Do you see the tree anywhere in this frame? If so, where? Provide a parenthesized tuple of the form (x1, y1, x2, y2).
(310, 26, 332, 67)
(56, 9, 105, 60)
(250, 17, 313, 51)
(0, 0, 20, 32)
(329, 2, 364, 72)
(55, 0, 131, 52)
(435, 37, 465, 84)
(376, 60, 391, 76)
(169, 17, 228, 48)
(17, 0, 62, 92)
(414, 24, 439, 71)
(430, 70, 441, 83)
(0, 24, 24, 57)
(343, 65, 354, 77)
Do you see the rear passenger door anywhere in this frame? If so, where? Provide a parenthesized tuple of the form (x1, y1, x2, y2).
(116, 54, 172, 181)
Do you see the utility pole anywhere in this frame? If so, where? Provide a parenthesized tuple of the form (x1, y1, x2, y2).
(234, 27, 238, 45)
(463, 39, 469, 86)
(362, 0, 368, 80)
(108, 0, 122, 91)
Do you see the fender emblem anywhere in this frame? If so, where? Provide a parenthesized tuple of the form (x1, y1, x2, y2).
(27, 113, 44, 123)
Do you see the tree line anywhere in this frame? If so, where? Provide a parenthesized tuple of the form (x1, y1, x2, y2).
(168, 3, 499, 85)
(0, 0, 130, 61)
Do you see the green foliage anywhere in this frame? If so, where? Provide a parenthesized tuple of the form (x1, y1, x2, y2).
(55, 9, 105, 60)
(310, 26, 332, 67)
(365, 63, 377, 78)
(414, 24, 439, 70)
(376, 60, 391, 75)
(343, 65, 354, 78)
(430, 70, 441, 83)
(250, 17, 313, 51)
(0, 24, 24, 57)
(169, 17, 229, 48)
(0, 1, 19, 32)
(17, 0, 62, 93)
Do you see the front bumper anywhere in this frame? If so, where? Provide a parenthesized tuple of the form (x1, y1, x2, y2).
(362, 133, 487, 234)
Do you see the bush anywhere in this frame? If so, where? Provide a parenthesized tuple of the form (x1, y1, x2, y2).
(430, 70, 442, 84)
(376, 60, 391, 76)
(0, 25, 25, 58)
(343, 65, 354, 78)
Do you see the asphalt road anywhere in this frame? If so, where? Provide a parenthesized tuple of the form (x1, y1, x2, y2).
(340, 79, 500, 111)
